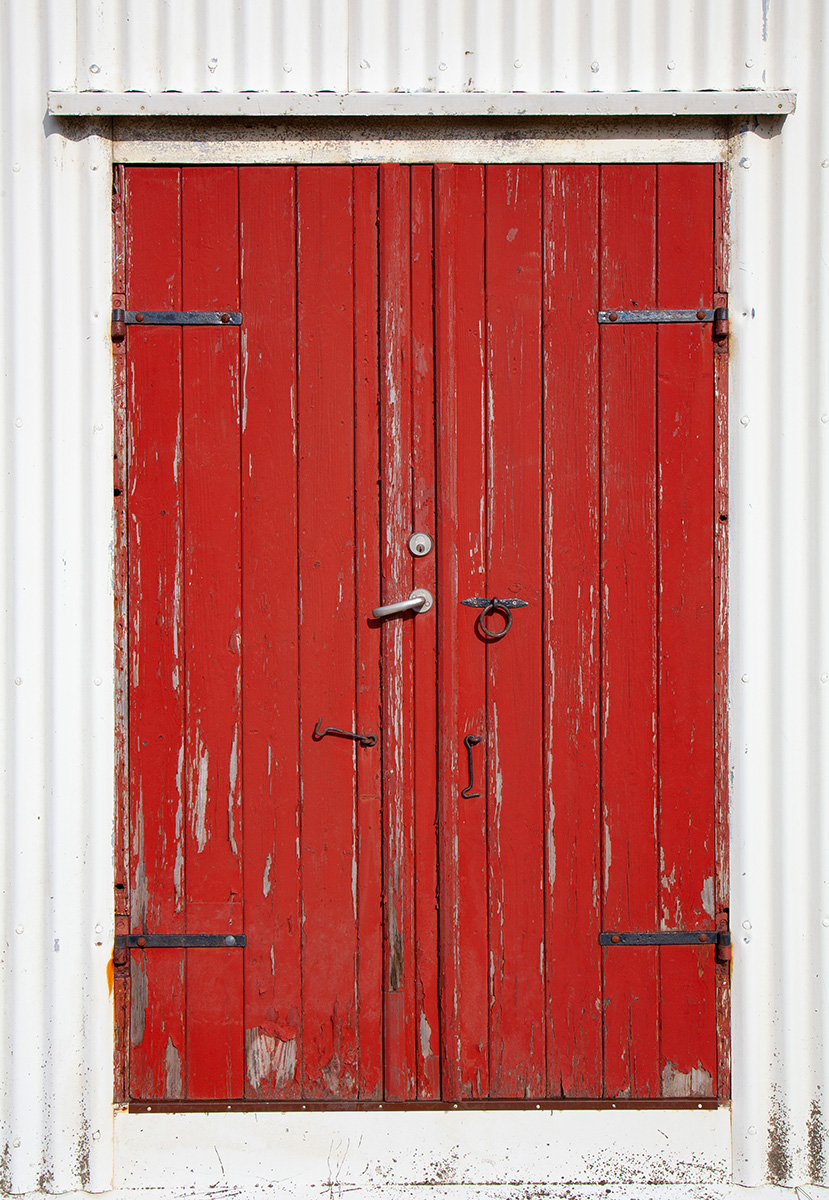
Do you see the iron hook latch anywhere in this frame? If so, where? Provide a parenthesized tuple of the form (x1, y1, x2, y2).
(313, 719, 377, 748)
(461, 734, 482, 798)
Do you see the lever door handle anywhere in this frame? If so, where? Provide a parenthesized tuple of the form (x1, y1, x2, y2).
(372, 588, 433, 620)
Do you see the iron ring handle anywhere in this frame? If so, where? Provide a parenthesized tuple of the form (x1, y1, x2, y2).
(476, 600, 512, 641)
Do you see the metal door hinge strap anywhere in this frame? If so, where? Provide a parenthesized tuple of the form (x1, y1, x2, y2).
(111, 308, 242, 337)
(598, 307, 727, 325)
(116, 934, 246, 949)
(113, 308, 242, 326)
(461, 597, 529, 608)
(600, 930, 728, 946)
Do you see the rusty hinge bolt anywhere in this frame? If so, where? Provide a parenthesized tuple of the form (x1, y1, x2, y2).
(712, 306, 729, 341)
(715, 931, 732, 962)
(111, 308, 126, 343)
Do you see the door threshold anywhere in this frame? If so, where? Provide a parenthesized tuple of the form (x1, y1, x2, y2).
(129, 1098, 724, 1113)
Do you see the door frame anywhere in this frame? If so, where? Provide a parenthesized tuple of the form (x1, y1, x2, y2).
(111, 146, 730, 1110)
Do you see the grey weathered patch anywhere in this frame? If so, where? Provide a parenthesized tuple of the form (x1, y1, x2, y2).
(0, 1143, 12, 1194)
(165, 1037, 183, 1098)
(767, 1090, 793, 1184)
(388, 931, 404, 993)
(132, 797, 149, 928)
(808, 1094, 827, 1182)
(130, 955, 148, 1046)
(419, 1010, 434, 1061)
(322, 1051, 342, 1095)
(245, 1027, 297, 1091)
(74, 1115, 90, 1190)
(661, 1060, 714, 1098)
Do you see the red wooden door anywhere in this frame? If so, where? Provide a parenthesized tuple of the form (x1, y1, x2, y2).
(120, 163, 726, 1104)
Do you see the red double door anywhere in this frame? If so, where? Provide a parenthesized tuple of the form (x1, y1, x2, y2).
(123, 163, 725, 1103)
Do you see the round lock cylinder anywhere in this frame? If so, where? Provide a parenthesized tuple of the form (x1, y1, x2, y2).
(408, 532, 433, 557)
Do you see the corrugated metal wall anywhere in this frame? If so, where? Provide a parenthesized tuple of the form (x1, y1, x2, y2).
(69, 0, 771, 96)
(0, 0, 823, 1192)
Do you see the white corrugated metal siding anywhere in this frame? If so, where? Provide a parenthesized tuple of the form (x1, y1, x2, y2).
(0, 0, 825, 1192)
(0, 0, 115, 1193)
(70, 0, 769, 96)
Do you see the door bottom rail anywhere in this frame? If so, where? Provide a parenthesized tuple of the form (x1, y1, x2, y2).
(128, 1097, 724, 1114)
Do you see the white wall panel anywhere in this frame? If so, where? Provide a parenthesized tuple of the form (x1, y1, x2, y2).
(68, 0, 773, 96)
(0, 0, 114, 1193)
(729, 0, 829, 1184)
(347, 0, 769, 94)
(0, 0, 826, 1194)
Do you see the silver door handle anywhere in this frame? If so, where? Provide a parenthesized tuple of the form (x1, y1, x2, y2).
(372, 588, 434, 619)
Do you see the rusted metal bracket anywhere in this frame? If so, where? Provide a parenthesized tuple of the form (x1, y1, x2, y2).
(115, 934, 246, 949)
(111, 308, 242, 340)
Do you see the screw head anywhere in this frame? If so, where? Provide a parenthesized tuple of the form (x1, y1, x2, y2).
(135, 312, 144, 323)
(608, 311, 618, 322)
(696, 309, 706, 320)
(136, 936, 146, 948)
(611, 934, 621, 944)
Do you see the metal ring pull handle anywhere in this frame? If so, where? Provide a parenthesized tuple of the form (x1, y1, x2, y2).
(476, 600, 513, 641)
(372, 588, 433, 620)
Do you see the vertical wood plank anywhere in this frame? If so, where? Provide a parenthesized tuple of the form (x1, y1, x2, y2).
(435, 165, 489, 1100)
(113, 163, 130, 1104)
(239, 166, 302, 1099)
(410, 165, 441, 1099)
(485, 165, 545, 1098)
(296, 166, 359, 1099)
(125, 167, 186, 1100)
(656, 164, 717, 1099)
(353, 166, 384, 1100)
(713, 162, 732, 1100)
(542, 165, 603, 1098)
(600, 165, 660, 1099)
(181, 167, 244, 1099)
(379, 165, 417, 1101)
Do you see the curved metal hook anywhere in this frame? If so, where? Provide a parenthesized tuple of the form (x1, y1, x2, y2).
(461, 734, 482, 798)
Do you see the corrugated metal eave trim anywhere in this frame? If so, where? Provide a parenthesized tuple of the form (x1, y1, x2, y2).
(47, 90, 796, 118)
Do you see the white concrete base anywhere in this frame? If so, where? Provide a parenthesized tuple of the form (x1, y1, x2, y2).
(111, 1108, 731, 1195)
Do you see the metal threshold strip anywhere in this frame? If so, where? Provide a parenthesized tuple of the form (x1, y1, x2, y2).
(129, 1097, 723, 1113)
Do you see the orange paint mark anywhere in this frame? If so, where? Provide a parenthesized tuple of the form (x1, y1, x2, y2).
(107, 956, 115, 996)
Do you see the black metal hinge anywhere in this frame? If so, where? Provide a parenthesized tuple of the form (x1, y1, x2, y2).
(115, 933, 246, 949)
(111, 308, 242, 341)
(600, 929, 732, 962)
(597, 305, 729, 339)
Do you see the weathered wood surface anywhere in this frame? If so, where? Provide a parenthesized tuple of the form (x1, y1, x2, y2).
(125, 164, 723, 1102)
